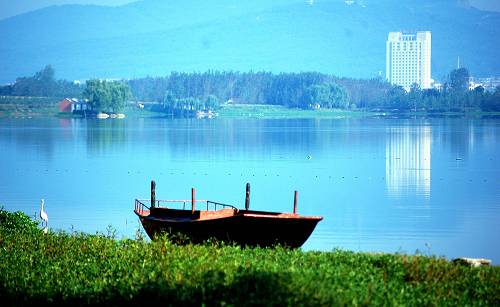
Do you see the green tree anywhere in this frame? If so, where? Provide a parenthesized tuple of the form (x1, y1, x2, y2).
(204, 95, 220, 110)
(34, 65, 55, 83)
(109, 82, 131, 113)
(84, 80, 111, 112)
(421, 88, 440, 111)
(449, 68, 470, 94)
(8, 65, 80, 97)
(303, 82, 349, 109)
(386, 86, 408, 110)
(480, 86, 500, 111)
(408, 83, 422, 111)
(162, 90, 176, 112)
(83, 80, 130, 113)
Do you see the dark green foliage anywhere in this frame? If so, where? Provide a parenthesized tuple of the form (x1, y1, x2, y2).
(303, 82, 349, 109)
(0, 208, 39, 232)
(0, 211, 499, 306)
(129, 71, 351, 110)
(128, 69, 500, 113)
(110, 83, 131, 113)
(83, 80, 131, 113)
(0, 65, 82, 98)
(449, 68, 470, 94)
(385, 85, 408, 110)
(205, 95, 220, 110)
(480, 87, 500, 112)
(160, 93, 220, 116)
(3, 66, 500, 115)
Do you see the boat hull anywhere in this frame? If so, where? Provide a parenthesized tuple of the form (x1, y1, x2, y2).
(136, 209, 322, 248)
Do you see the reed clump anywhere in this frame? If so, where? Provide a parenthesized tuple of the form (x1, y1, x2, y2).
(0, 208, 499, 306)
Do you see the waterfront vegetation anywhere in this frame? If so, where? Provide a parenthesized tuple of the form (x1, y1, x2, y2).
(2, 100, 499, 120)
(1, 208, 499, 305)
(0, 65, 81, 98)
(2, 66, 500, 120)
(127, 68, 500, 113)
(0, 96, 59, 118)
(0, 97, 157, 119)
(217, 104, 377, 119)
(83, 79, 132, 114)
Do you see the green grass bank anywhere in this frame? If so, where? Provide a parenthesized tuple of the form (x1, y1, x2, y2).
(0, 96, 60, 118)
(2, 96, 499, 120)
(1, 209, 499, 306)
(217, 104, 375, 119)
(216, 104, 500, 119)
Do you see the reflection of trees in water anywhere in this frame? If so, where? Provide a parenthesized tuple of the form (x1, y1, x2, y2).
(147, 118, 394, 161)
(0, 118, 57, 161)
(1, 118, 129, 159)
(158, 119, 338, 160)
(86, 119, 127, 155)
(434, 118, 499, 159)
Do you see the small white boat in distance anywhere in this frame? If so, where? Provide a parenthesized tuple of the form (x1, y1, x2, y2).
(96, 113, 110, 119)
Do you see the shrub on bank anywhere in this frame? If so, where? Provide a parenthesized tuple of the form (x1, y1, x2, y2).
(0, 207, 39, 232)
(0, 209, 499, 305)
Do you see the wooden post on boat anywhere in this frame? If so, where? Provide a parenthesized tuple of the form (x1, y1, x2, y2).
(245, 183, 250, 210)
(191, 187, 196, 214)
(151, 180, 156, 208)
(293, 191, 298, 214)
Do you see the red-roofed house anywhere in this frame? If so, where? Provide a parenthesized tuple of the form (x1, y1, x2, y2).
(59, 98, 92, 113)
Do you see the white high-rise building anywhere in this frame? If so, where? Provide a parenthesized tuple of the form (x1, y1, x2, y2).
(386, 31, 431, 90)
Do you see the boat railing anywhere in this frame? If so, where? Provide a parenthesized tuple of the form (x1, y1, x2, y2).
(135, 199, 149, 215)
(206, 200, 238, 211)
(135, 199, 238, 212)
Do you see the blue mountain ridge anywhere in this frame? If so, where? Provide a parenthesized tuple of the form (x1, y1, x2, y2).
(0, 0, 499, 83)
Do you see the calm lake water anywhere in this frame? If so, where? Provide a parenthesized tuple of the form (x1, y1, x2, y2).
(1, 117, 499, 262)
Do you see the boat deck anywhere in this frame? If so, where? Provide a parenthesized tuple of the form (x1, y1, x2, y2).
(135, 207, 322, 222)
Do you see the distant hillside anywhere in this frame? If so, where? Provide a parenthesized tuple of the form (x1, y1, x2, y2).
(0, 0, 499, 83)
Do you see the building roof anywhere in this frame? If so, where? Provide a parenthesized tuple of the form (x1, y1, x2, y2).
(62, 97, 89, 104)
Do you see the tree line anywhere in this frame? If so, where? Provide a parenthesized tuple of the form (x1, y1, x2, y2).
(2, 66, 499, 113)
(0, 66, 132, 113)
(156, 92, 220, 116)
(127, 71, 350, 110)
(0, 65, 81, 98)
(127, 69, 500, 112)
(377, 68, 500, 112)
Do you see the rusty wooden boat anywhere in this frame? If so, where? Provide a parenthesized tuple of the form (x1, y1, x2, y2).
(134, 181, 323, 248)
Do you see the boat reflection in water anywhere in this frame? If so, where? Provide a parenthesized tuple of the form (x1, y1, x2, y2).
(134, 181, 323, 248)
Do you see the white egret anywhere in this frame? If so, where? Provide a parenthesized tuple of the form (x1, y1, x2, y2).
(40, 199, 48, 231)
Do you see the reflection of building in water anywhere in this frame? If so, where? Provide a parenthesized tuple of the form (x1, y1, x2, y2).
(386, 126, 431, 197)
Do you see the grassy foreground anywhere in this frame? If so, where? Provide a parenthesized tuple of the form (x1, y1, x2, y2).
(1, 209, 499, 306)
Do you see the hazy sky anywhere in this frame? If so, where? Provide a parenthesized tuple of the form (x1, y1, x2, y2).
(1, 0, 499, 20)
(0, 0, 135, 19)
